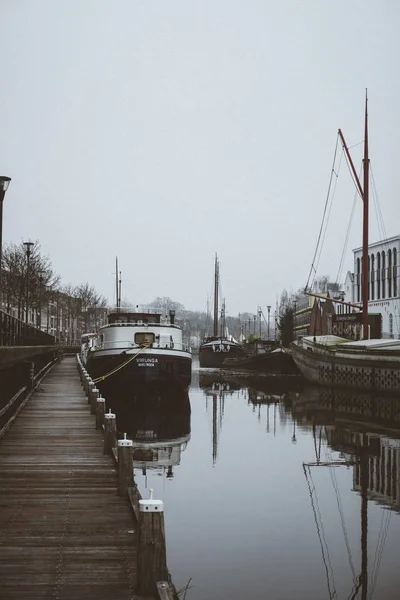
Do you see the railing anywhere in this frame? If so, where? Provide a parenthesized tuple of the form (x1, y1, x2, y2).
(98, 340, 190, 352)
(0, 310, 56, 346)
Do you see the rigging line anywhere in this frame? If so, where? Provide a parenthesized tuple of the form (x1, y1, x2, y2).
(369, 509, 392, 599)
(369, 508, 387, 591)
(342, 147, 364, 202)
(303, 464, 337, 599)
(313, 148, 344, 280)
(324, 447, 357, 580)
(371, 166, 388, 242)
(308, 464, 337, 596)
(335, 162, 362, 286)
(305, 133, 340, 291)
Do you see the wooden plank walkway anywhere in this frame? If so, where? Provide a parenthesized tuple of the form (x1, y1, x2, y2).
(0, 356, 152, 600)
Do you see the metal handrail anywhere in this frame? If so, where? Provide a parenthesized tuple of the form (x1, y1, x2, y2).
(0, 309, 56, 347)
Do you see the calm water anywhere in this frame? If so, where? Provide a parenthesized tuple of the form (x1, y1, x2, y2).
(108, 362, 400, 600)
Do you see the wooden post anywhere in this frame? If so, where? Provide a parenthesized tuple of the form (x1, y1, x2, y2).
(84, 376, 93, 396)
(103, 410, 117, 455)
(96, 396, 105, 430)
(27, 361, 35, 390)
(87, 379, 94, 403)
(137, 489, 168, 596)
(117, 434, 133, 496)
(90, 387, 99, 415)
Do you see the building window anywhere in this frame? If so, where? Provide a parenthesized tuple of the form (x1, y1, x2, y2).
(394, 248, 398, 297)
(356, 257, 361, 302)
(371, 254, 375, 300)
(389, 313, 393, 338)
(377, 252, 381, 299)
(382, 251, 386, 299)
(388, 249, 392, 297)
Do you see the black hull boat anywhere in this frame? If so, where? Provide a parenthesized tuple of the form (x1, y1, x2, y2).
(199, 336, 244, 368)
(87, 350, 192, 393)
(199, 254, 244, 368)
(82, 303, 192, 393)
(224, 347, 299, 374)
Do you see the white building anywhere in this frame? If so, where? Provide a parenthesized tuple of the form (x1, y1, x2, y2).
(344, 235, 400, 339)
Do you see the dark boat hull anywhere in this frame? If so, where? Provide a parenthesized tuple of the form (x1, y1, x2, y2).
(86, 349, 192, 393)
(199, 339, 244, 368)
(224, 349, 299, 374)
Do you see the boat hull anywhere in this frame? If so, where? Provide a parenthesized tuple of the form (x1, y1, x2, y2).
(223, 349, 299, 374)
(85, 348, 192, 392)
(291, 340, 400, 394)
(199, 339, 244, 368)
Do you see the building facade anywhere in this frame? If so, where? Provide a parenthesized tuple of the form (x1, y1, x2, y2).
(346, 235, 400, 338)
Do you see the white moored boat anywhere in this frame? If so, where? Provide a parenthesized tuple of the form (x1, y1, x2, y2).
(82, 307, 192, 391)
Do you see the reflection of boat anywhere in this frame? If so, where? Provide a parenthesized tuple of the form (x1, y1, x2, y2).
(291, 96, 400, 394)
(199, 255, 244, 368)
(109, 390, 191, 478)
(83, 306, 192, 392)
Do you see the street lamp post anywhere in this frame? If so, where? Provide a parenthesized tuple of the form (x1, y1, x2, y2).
(258, 308, 262, 338)
(253, 314, 256, 336)
(267, 305, 271, 340)
(0, 176, 11, 315)
(23, 241, 34, 324)
(37, 269, 46, 330)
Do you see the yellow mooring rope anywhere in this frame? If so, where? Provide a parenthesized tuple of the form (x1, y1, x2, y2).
(92, 344, 150, 384)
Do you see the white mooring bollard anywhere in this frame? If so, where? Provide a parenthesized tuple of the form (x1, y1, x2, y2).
(96, 396, 105, 430)
(103, 410, 117, 455)
(117, 433, 133, 496)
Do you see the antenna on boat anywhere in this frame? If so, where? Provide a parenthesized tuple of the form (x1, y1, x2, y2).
(115, 257, 119, 311)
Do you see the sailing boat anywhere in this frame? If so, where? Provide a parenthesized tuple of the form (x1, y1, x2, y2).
(291, 94, 400, 394)
(199, 254, 244, 368)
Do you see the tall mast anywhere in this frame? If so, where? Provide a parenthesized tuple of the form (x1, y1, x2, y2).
(118, 271, 122, 309)
(115, 257, 119, 311)
(362, 91, 369, 340)
(213, 254, 219, 337)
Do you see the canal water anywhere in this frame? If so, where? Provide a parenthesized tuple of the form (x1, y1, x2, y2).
(108, 362, 400, 600)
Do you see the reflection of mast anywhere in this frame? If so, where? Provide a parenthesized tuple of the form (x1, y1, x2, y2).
(350, 435, 368, 600)
(212, 393, 218, 465)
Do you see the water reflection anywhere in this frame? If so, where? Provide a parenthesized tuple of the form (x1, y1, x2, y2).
(293, 386, 400, 514)
(106, 388, 191, 479)
(103, 374, 400, 599)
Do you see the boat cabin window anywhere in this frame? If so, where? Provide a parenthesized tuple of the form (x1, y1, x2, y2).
(135, 332, 155, 345)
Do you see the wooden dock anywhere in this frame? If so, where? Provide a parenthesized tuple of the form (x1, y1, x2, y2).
(0, 356, 154, 600)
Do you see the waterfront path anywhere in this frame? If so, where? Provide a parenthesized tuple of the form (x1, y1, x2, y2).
(0, 356, 152, 600)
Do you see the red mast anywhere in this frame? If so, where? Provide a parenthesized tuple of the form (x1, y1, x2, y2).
(337, 92, 369, 339)
(362, 91, 369, 340)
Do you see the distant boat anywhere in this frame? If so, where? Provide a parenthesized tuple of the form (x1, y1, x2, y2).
(291, 94, 400, 394)
(199, 254, 244, 368)
(224, 344, 299, 374)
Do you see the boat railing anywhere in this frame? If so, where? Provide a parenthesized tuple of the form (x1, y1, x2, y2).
(97, 340, 191, 352)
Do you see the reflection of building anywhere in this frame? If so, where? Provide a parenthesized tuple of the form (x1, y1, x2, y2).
(353, 437, 400, 511)
(295, 385, 400, 513)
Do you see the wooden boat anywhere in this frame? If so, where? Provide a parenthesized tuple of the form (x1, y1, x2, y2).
(291, 94, 400, 394)
(199, 254, 244, 368)
(223, 341, 298, 374)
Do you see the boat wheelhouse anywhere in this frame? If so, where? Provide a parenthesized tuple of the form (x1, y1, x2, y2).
(83, 307, 192, 391)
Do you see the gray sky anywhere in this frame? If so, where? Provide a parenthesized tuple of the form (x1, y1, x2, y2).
(1, 1, 399, 315)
